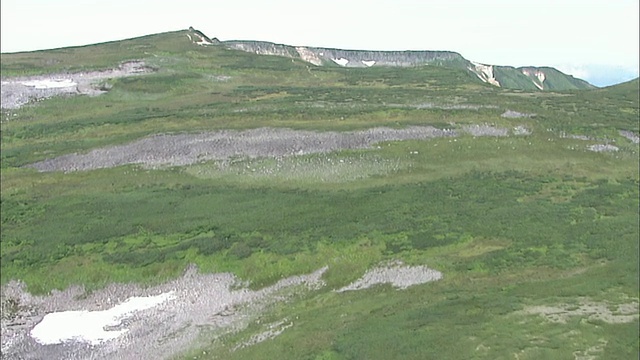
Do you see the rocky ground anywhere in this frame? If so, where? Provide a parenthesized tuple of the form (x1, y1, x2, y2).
(0, 61, 153, 110)
(620, 130, 640, 144)
(336, 260, 443, 292)
(517, 299, 639, 324)
(0, 262, 442, 360)
(1, 265, 328, 360)
(27, 124, 524, 173)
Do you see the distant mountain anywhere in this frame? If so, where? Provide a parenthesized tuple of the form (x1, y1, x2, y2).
(594, 77, 640, 100)
(199, 29, 594, 91)
(577, 65, 639, 88)
(492, 66, 595, 91)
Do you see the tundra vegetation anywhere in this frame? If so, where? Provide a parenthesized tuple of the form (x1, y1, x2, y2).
(1, 29, 639, 359)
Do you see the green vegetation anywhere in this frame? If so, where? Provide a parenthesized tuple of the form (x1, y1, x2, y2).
(493, 66, 595, 91)
(1, 29, 638, 359)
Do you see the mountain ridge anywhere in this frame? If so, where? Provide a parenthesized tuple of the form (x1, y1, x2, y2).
(0, 28, 596, 92)
(193, 28, 595, 91)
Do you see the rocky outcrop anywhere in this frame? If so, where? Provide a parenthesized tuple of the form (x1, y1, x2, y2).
(470, 62, 500, 87)
(187, 27, 220, 46)
(226, 41, 297, 58)
(1, 61, 154, 110)
(305, 47, 465, 67)
(223, 40, 466, 68)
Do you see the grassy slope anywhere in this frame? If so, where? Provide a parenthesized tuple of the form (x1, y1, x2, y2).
(535, 67, 596, 90)
(1, 30, 638, 359)
(221, 37, 595, 92)
(493, 66, 594, 91)
(493, 66, 540, 91)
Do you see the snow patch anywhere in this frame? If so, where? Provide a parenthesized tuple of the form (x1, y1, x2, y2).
(332, 58, 349, 66)
(362, 60, 376, 67)
(20, 79, 76, 89)
(30, 292, 175, 345)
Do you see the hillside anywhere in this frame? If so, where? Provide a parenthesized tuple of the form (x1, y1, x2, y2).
(220, 32, 594, 92)
(0, 28, 638, 360)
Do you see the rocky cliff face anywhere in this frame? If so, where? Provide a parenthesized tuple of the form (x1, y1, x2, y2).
(469, 62, 500, 86)
(302, 47, 465, 68)
(225, 41, 297, 58)
(224, 41, 467, 68)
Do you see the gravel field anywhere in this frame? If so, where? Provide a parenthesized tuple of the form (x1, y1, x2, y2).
(336, 260, 443, 292)
(0, 61, 153, 110)
(1, 265, 328, 360)
(27, 124, 523, 173)
(1, 262, 442, 360)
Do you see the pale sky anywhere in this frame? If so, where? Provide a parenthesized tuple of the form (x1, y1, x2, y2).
(2, 0, 638, 86)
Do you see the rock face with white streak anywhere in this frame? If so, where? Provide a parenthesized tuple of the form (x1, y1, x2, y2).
(224, 40, 466, 68)
(227, 42, 296, 57)
(469, 62, 500, 86)
(295, 47, 323, 65)
(187, 27, 219, 46)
